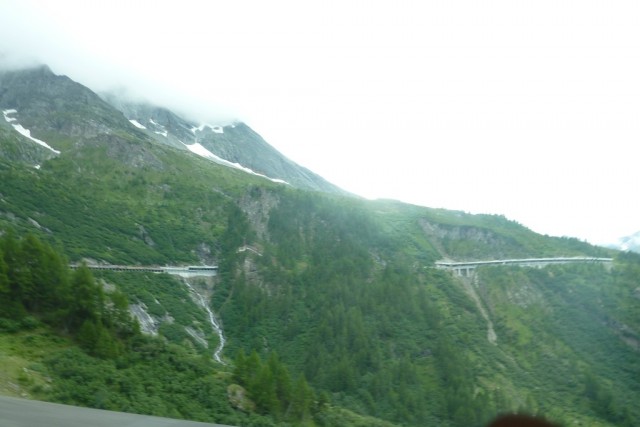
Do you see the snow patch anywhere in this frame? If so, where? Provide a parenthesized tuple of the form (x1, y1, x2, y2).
(184, 141, 218, 160)
(3, 109, 60, 154)
(11, 124, 60, 154)
(2, 109, 17, 122)
(147, 119, 167, 136)
(129, 119, 146, 129)
(191, 123, 224, 134)
(190, 124, 206, 134)
(182, 141, 289, 185)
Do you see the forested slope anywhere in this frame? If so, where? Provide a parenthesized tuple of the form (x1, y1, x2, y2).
(0, 66, 637, 426)
(213, 191, 638, 426)
(1, 143, 638, 426)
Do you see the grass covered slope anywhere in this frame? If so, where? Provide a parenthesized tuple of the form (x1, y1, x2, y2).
(0, 231, 398, 427)
(0, 68, 636, 426)
(0, 135, 279, 264)
(212, 191, 638, 426)
(476, 259, 640, 425)
(0, 140, 637, 426)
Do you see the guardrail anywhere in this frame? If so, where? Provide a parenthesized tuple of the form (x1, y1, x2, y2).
(69, 264, 219, 277)
(435, 257, 613, 277)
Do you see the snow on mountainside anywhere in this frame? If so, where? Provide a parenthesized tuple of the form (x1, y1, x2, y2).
(0, 66, 344, 194)
(100, 91, 345, 194)
(2, 108, 60, 154)
(183, 140, 288, 184)
(105, 96, 291, 184)
(610, 231, 640, 253)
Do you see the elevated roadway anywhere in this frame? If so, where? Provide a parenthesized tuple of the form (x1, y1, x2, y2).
(69, 264, 218, 278)
(435, 257, 613, 277)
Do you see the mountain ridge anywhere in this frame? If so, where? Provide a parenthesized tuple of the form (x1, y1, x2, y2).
(0, 64, 638, 427)
(0, 65, 345, 195)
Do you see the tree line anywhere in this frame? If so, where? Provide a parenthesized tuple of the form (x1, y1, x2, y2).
(0, 230, 137, 357)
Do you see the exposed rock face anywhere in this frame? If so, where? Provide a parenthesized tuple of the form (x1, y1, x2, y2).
(421, 219, 505, 245)
(129, 303, 159, 335)
(99, 94, 194, 151)
(0, 66, 169, 173)
(239, 187, 280, 240)
(194, 242, 215, 265)
(137, 224, 156, 247)
(101, 95, 347, 194)
(0, 66, 131, 141)
(419, 219, 522, 260)
(227, 384, 255, 412)
(1, 66, 346, 194)
(0, 125, 55, 166)
(197, 122, 344, 193)
(460, 276, 497, 344)
(185, 326, 209, 348)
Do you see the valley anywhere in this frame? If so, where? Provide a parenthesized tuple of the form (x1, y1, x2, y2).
(0, 66, 638, 427)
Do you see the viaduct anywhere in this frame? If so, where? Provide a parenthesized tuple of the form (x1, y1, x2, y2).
(71, 257, 615, 279)
(435, 257, 613, 277)
(69, 264, 218, 278)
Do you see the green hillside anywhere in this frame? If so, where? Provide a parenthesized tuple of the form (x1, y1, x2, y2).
(1, 147, 637, 426)
(0, 67, 638, 427)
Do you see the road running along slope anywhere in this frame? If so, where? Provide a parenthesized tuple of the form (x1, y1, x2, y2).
(0, 395, 234, 427)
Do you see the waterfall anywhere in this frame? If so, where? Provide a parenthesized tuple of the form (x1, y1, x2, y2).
(184, 280, 226, 364)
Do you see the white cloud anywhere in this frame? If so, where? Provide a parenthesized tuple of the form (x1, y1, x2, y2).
(1, 0, 639, 243)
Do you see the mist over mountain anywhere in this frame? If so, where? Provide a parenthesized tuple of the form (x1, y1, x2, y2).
(100, 92, 346, 194)
(608, 231, 640, 253)
(0, 65, 638, 427)
(0, 65, 342, 194)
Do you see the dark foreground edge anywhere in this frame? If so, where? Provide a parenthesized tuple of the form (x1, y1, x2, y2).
(0, 395, 234, 427)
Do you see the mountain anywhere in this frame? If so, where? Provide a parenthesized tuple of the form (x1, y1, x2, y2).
(101, 93, 346, 194)
(608, 231, 640, 253)
(0, 65, 638, 427)
(0, 65, 343, 194)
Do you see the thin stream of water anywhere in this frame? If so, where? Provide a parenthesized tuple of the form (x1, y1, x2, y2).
(184, 281, 226, 364)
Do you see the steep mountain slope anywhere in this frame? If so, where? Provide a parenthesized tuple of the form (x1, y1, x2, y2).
(0, 66, 343, 194)
(0, 66, 638, 427)
(0, 66, 137, 152)
(101, 93, 345, 194)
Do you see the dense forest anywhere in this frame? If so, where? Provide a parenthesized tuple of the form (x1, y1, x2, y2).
(1, 230, 377, 426)
(1, 184, 639, 426)
(213, 192, 640, 426)
(4, 229, 470, 426)
(0, 66, 638, 425)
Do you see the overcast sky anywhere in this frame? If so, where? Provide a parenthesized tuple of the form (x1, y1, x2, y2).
(1, 1, 639, 244)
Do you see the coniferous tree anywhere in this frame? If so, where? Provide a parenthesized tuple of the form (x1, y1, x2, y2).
(288, 374, 315, 421)
(0, 248, 10, 317)
(0, 230, 29, 317)
(254, 360, 278, 415)
(19, 233, 69, 315)
(68, 264, 103, 331)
